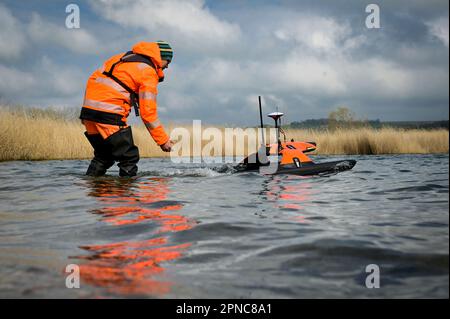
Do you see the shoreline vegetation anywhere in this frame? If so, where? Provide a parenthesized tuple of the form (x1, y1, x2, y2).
(0, 106, 448, 162)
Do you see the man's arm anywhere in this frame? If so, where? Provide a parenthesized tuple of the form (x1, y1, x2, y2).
(138, 66, 170, 147)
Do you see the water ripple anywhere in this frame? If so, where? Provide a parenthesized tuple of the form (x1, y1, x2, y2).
(0, 154, 448, 298)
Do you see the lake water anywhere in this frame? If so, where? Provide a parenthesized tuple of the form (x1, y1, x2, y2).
(0, 154, 448, 298)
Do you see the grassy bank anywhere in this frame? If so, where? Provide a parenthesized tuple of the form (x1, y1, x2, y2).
(285, 128, 449, 155)
(0, 107, 163, 161)
(0, 106, 448, 161)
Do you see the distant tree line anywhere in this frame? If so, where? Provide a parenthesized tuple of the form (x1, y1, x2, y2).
(286, 106, 449, 130)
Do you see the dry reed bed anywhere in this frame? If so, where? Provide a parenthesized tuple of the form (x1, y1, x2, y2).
(286, 128, 449, 155)
(0, 107, 448, 161)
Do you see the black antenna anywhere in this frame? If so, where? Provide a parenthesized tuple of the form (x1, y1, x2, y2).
(258, 96, 265, 146)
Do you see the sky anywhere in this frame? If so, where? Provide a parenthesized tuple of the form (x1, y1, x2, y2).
(0, 0, 448, 125)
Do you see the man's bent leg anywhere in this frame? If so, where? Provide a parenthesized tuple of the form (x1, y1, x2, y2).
(84, 132, 115, 176)
(106, 127, 140, 177)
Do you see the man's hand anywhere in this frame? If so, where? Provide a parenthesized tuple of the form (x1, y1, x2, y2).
(160, 140, 174, 152)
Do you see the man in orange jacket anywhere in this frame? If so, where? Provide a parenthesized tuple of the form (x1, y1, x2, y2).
(80, 41, 174, 177)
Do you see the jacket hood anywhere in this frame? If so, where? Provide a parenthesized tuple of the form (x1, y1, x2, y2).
(132, 41, 165, 82)
(132, 42, 163, 68)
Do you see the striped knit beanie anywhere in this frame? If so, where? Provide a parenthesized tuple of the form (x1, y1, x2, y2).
(156, 41, 173, 62)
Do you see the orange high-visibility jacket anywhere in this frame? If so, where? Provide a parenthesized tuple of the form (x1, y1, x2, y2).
(80, 42, 169, 145)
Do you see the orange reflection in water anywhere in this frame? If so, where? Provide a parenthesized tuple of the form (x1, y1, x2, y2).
(263, 176, 315, 224)
(74, 177, 195, 296)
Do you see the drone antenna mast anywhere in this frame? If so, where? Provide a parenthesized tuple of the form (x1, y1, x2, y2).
(258, 96, 265, 146)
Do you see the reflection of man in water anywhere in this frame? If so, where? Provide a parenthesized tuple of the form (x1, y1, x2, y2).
(80, 41, 174, 177)
(75, 177, 194, 296)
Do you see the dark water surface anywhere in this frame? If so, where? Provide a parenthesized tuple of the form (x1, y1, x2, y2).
(0, 155, 448, 298)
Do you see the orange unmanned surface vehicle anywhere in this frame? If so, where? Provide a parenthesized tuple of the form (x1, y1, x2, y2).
(235, 97, 356, 175)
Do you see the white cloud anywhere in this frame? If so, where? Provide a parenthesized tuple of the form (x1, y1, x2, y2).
(0, 65, 36, 94)
(0, 56, 85, 107)
(274, 15, 354, 52)
(272, 56, 347, 95)
(38, 56, 85, 96)
(426, 17, 449, 47)
(164, 49, 448, 121)
(0, 2, 448, 122)
(89, 0, 241, 53)
(0, 4, 27, 60)
(27, 13, 101, 54)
